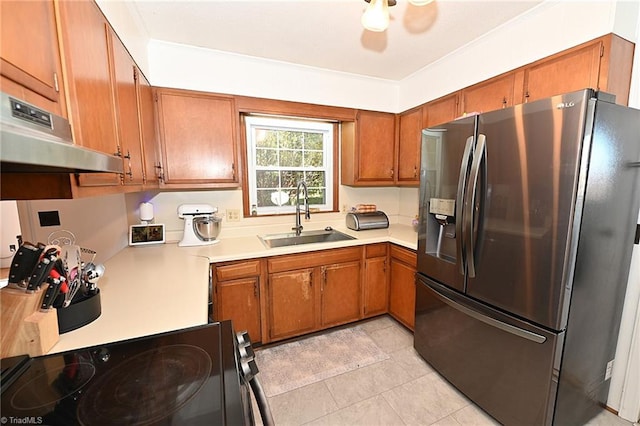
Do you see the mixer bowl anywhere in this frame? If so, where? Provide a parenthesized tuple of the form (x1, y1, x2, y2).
(193, 215, 221, 241)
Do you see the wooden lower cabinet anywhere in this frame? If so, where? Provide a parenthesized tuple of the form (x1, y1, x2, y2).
(213, 259, 264, 343)
(388, 244, 417, 330)
(363, 243, 388, 317)
(266, 246, 363, 342)
(321, 261, 361, 327)
(268, 269, 317, 340)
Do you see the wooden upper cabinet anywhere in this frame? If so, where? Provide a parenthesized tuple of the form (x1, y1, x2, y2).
(423, 93, 459, 129)
(460, 72, 516, 115)
(135, 70, 161, 186)
(57, 0, 120, 186)
(396, 107, 423, 186)
(108, 29, 143, 186)
(156, 88, 239, 187)
(0, 0, 66, 116)
(523, 40, 602, 104)
(341, 110, 396, 186)
(522, 34, 634, 105)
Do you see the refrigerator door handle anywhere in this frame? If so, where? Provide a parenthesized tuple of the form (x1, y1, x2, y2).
(456, 136, 475, 275)
(429, 281, 547, 344)
(465, 133, 486, 278)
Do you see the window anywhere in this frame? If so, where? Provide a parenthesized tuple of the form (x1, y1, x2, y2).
(245, 115, 335, 215)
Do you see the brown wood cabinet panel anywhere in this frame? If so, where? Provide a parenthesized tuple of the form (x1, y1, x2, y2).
(389, 245, 416, 330)
(135, 69, 161, 186)
(321, 261, 361, 327)
(108, 29, 143, 186)
(268, 269, 317, 340)
(364, 256, 388, 317)
(156, 88, 238, 187)
(0, 0, 65, 115)
(461, 72, 515, 115)
(523, 40, 603, 104)
(58, 1, 120, 186)
(396, 107, 422, 186)
(216, 260, 262, 281)
(423, 93, 459, 128)
(365, 243, 388, 258)
(268, 247, 362, 273)
(216, 277, 261, 343)
(341, 110, 396, 186)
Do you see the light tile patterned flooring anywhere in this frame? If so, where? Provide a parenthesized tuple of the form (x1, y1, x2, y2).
(253, 315, 635, 426)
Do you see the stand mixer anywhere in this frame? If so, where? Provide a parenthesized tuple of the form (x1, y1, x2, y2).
(177, 204, 222, 247)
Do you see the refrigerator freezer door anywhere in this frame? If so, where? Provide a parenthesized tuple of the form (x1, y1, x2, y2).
(414, 275, 562, 426)
(466, 90, 592, 331)
(417, 116, 475, 292)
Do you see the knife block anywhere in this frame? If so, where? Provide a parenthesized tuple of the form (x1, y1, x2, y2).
(0, 286, 59, 358)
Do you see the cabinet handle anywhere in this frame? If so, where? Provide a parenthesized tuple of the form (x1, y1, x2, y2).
(524, 91, 530, 103)
(413, 166, 417, 178)
(231, 163, 236, 180)
(390, 169, 394, 177)
(383, 260, 387, 273)
(155, 163, 164, 182)
(309, 271, 313, 287)
(53, 72, 59, 92)
(254, 279, 259, 298)
(114, 146, 122, 157)
(502, 97, 507, 108)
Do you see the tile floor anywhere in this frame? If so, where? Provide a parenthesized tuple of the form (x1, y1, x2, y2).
(252, 315, 636, 426)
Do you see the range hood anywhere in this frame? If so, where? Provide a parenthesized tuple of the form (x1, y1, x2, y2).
(0, 92, 123, 174)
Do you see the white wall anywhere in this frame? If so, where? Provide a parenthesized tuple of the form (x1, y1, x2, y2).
(16, 194, 129, 264)
(0, 201, 21, 269)
(148, 40, 399, 112)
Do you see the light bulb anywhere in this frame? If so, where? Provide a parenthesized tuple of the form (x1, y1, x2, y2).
(361, 0, 390, 32)
(408, 0, 433, 5)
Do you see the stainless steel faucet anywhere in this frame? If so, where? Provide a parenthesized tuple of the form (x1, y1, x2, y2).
(292, 181, 310, 235)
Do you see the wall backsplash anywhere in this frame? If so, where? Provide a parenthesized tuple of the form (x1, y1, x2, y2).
(125, 186, 419, 242)
(17, 194, 129, 264)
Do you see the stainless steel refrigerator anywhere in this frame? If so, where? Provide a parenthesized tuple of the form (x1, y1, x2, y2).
(414, 89, 640, 426)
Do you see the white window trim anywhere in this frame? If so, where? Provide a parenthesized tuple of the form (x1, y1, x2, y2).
(245, 115, 334, 215)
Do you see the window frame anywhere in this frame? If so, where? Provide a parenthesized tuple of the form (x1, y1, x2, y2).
(242, 114, 339, 217)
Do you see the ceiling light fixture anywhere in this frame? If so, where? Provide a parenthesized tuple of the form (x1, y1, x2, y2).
(362, 0, 433, 32)
(361, 0, 396, 32)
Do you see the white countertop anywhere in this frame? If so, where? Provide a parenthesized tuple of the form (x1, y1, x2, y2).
(49, 224, 417, 353)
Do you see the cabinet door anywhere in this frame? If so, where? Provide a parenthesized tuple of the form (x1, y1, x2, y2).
(321, 261, 361, 327)
(135, 70, 161, 186)
(364, 256, 388, 317)
(108, 29, 143, 186)
(156, 89, 238, 186)
(0, 0, 65, 115)
(423, 93, 459, 128)
(389, 249, 417, 330)
(342, 110, 395, 185)
(58, 1, 120, 186)
(396, 107, 422, 185)
(217, 277, 261, 343)
(268, 269, 316, 340)
(461, 73, 515, 115)
(523, 41, 602, 104)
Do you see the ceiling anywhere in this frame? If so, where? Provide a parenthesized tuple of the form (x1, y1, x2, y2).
(128, 0, 543, 81)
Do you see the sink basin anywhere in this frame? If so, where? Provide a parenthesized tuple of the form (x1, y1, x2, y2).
(258, 229, 356, 248)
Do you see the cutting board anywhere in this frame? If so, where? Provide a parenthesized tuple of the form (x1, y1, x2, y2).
(0, 286, 59, 358)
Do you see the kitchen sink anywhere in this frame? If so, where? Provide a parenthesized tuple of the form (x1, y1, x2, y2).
(258, 228, 356, 248)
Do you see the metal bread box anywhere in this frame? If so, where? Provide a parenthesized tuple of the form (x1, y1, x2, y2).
(346, 211, 389, 231)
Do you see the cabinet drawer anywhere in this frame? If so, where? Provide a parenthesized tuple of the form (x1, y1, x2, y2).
(366, 243, 387, 258)
(215, 260, 261, 281)
(390, 244, 416, 267)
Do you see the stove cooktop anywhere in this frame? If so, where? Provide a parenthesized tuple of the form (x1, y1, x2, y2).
(0, 321, 250, 426)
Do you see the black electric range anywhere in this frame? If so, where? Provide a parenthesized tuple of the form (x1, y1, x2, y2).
(0, 321, 260, 425)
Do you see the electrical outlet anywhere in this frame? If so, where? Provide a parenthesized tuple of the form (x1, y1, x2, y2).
(9, 244, 16, 253)
(226, 209, 241, 222)
(605, 360, 614, 380)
